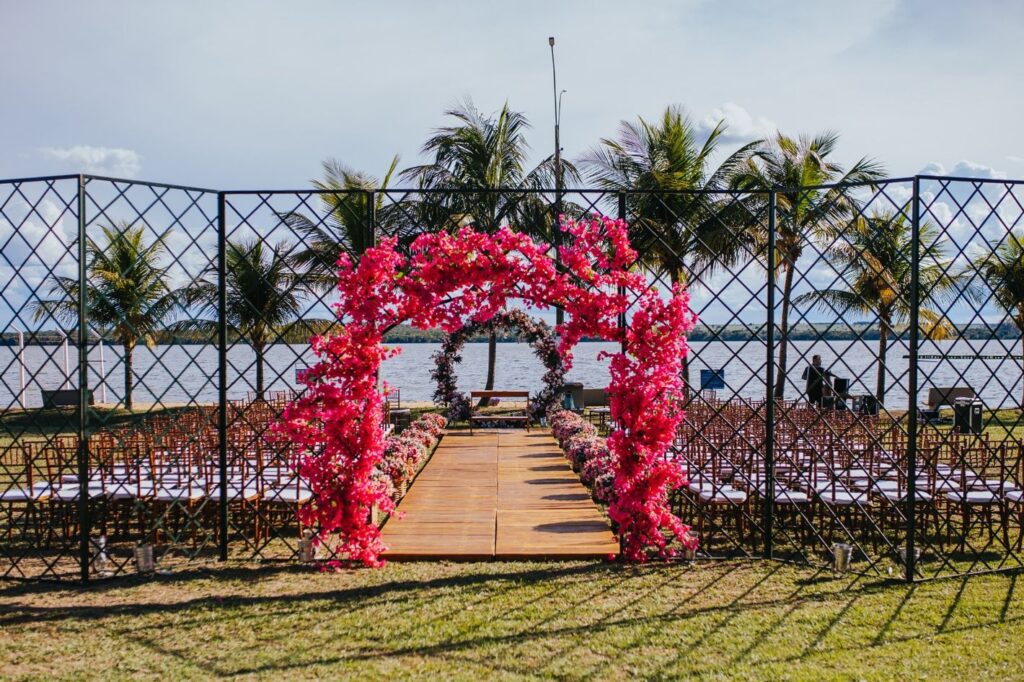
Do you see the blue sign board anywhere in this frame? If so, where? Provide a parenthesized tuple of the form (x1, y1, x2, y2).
(699, 369, 725, 391)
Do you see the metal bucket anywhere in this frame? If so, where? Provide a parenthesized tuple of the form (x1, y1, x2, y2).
(95, 535, 113, 578)
(298, 530, 316, 562)
(897, 545, 921, 578)
(832, 542, 853, 576)
(682, 530, 699, 561)
(134, 543, 155, 574)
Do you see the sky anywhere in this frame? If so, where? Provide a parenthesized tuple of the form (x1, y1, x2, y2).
(1, 0, 1023, 188)
(1, 0, 1024, 405)
(1, 0, 1023, 336)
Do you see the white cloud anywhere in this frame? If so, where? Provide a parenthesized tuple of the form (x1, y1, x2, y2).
(37, 145, 142, 178)
(697, 103, 776, 145)
(917, 159, 1007, 180)
(1008, 156, 1024, 164)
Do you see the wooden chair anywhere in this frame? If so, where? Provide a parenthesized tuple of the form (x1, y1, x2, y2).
(0, 442, 50, 541)
(943, 443, 1013, 552)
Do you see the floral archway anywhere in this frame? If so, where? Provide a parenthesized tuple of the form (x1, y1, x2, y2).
(431, 308, 565, 422)
(277, 215, 696, 566)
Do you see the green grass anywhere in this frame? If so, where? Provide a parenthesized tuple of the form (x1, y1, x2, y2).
(2, 559, 1023, 680)
(971, 408, 1024, 441)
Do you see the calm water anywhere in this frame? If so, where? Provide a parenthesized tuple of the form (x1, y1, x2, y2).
(1, 338, 1022, 409)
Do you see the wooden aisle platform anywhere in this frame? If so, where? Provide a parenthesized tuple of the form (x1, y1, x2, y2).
(381, 429, 619, 560)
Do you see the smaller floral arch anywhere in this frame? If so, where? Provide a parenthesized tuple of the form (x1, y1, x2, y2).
(431, 309, 565, 422)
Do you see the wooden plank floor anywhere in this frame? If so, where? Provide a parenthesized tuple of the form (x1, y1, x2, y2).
(382, 429, 619, 560)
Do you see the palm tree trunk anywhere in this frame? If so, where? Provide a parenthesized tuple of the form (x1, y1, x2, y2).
(255, 342, 265, 399)
(123, 340, 135, 411)
(774, 264, 796, 399)
(670, 268, 692, 394)
(485, 330, 498, 388)
(478, 329, 498, 408)
(1020, 327, 1024, 410)
(876, 316, 889, 405)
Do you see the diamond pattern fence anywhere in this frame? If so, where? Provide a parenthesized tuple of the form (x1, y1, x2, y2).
(1, 175, 1022, 582)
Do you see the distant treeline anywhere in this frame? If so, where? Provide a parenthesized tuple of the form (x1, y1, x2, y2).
(5, 321, 1024, 345)
(382, 322, 1024, 343)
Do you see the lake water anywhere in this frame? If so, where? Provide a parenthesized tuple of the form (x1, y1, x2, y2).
(1, 338, 1021, 409)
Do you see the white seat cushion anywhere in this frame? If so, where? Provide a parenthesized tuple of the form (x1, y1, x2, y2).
(228, 486, 262, 501)
(108, 484, 158, 500)
(153, 487, 206, 502)
(751, 484, 809, 504)
(970, 479, 1018, 493)
(697, 487, 748, 504)
(774, 488, 810, 504)
(862, 479, 900, 493)
(946, 490, 998, 505)
(0, 488, 46, 501)
(878, 489, 933, 503)
(264, 487, 313, 504)
(816, 485, 871, 506)
(687, 479, 719, 493)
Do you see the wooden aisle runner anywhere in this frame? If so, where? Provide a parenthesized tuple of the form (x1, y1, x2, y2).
(381, 429, 619, 559)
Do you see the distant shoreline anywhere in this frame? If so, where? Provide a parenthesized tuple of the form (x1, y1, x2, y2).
(4, 322, 1024, 346)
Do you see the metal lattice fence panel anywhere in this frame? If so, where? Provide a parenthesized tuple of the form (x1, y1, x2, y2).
(913, 176, 1024, 579)
(767, 179, 918, 578)
(221, 189, 371, 561)
(80, 178, 220, 578)
(3, 174, 1024, 582)
(0, 176, 82, 580)
(622, 189, 774, 560)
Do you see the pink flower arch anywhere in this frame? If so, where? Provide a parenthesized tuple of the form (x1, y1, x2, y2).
(276, 215, 697, 566)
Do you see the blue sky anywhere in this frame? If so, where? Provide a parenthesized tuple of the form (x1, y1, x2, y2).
(1, 0, 1022, 187)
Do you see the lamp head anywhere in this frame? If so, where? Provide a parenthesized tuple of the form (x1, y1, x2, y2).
(548, 36, 555, 46)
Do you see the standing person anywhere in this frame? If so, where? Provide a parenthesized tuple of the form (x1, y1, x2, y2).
(801, 354, 833, 407)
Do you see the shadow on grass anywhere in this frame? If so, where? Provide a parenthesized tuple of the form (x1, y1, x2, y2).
(3, 558, 1023, 678)
(0, 561, 610, 625)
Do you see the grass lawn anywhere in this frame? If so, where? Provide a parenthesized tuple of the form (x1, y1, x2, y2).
(1, 559, 1022, 680)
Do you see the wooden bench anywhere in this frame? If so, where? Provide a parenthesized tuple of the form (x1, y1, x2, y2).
(40, 389, 94, 408)
(580, 388, 609, 408)
(926, 386, 975, 410)
(469, 390, 531, 434)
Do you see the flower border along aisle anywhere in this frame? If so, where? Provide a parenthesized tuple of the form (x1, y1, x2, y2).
(277, 215, 697, 566)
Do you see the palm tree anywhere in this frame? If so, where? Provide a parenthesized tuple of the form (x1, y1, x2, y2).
(401, 99, 577, 392)
(582, 105, 760, 283)
(581, 105, 761, 388)
(282, 156, 403, 292)
(971, 231, 1024, 408)
(732, 131, 885, 398)
(794, 209, 960, 404)
(32, 222, 180, 411)
(189, 239, 304, 398)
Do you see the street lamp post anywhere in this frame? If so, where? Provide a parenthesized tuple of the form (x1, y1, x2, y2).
(549, 37, 562, 199)
(549, 36, 566, 326)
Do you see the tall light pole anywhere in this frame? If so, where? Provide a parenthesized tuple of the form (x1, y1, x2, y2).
(549, 37, 563, 198)
(549, 36, 566, 326)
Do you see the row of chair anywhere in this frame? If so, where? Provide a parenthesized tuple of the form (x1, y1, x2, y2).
(672, 399, 1024, 559)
